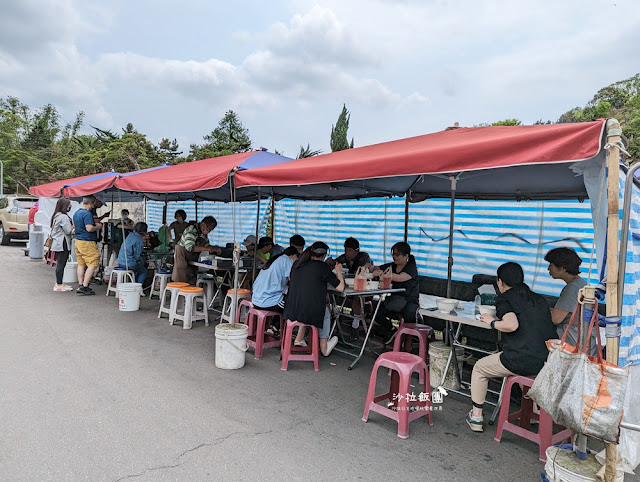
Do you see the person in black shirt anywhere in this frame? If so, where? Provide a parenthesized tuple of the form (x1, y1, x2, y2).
(466, 262, 557, 433)
(283, 241, 345, 356)
(371, 241, 420, 345)
(332, 237, 372, 274)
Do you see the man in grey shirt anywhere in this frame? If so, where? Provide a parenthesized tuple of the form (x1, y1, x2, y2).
(545, 247, 597, 355)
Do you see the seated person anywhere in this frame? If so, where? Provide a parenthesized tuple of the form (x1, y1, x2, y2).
(467, 262, 557, 432)
(271, 234, 305, 256)
(371, 241, 420, 345)
(284, 242, 344, 356)
(118, 222, 150, 284)
(242, 235, 257, 256)
(255, 236, 277, 265)
(333, 237, 371, 273)
(544, 247, 596, 354)
(251, 246, 300, 336)
(169, 209, 189, 243)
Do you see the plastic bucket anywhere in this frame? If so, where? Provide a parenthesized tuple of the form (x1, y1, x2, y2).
(428, 341, 465, 390)
(118, 283, 142, 312)
(215, 323, 249, 369)
(63, 262, 78, 284)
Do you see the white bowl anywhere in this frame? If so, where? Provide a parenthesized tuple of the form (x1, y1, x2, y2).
(478, 305, 497, 317)
(366, 280, 379, 290)
(436, 298, 458, 313)
(345, 278, 355, 288)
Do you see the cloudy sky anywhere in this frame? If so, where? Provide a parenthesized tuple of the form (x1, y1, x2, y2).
(2, 0, 639, 158)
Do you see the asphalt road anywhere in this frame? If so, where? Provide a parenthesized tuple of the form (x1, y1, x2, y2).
(1, 244, 547, 481)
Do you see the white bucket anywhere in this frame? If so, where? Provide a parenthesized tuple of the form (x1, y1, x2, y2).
(63, 262, 78, 284)
(215, 323, 249, 369)
(429, 341, 465, 390)
(118, 282, 142, 312)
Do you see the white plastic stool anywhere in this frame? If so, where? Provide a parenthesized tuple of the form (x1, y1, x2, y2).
(171, 287, 208, 329)
(158, 282, 189, 319)
(106, 268, 135, 297)
(220, 289, 252, 323)
(150, 271, 172, 300)
(196, 275, 219, 308)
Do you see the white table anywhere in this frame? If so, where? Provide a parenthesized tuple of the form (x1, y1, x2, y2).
(419, 294, 504, 423)
(329, 287, 405, 370)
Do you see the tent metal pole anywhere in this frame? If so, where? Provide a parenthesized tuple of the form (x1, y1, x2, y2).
(403, 195, 409, 243)
(252, 187, 261, 285)
(195, 198, 198, 222)
(230, 172, 239, 327)
(617, 160, 640, 313)
(604, 119, 621, 482)
(270, 197, 275, 238)
(446, 175, 458, 299)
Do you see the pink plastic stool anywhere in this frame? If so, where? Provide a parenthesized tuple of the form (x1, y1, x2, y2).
(280, 320, 320, 371)
(243, 307, 283, 360)
(235, 298, 254, 332)
(494, 375, 573, 462)
(363, 352, 433, 439)
(392, 323, 435, 384)
(45, 249, 58, 267)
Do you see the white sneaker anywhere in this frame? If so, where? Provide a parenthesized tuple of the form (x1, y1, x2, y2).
(324, 336, 338, 357)
(294, 340, 308, 347)
(352, 317, 361, 329)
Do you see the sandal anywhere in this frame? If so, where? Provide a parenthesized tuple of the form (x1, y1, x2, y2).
(265, 326, 281, 338)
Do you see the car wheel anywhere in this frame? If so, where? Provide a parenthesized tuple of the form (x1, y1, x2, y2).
(0, 224, 10, 245)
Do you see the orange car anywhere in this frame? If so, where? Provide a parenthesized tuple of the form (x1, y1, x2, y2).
(0, 194, 38, 245)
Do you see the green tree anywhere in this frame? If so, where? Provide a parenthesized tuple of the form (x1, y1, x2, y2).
(491, 119, 522, 126)
(330, 104, 354, 152)
(189, 110, 251, 160)
(297, 143, 322, 159)
(157, 138, 182, 164)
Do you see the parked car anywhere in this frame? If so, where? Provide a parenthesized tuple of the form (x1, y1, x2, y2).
(0, 194, 38, 245)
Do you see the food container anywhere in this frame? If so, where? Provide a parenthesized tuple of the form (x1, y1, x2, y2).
(366, 280, 378, 290)
(345, 278, 355, 288)
(478, 305, 497, 317)
(436, 298, 458, 313)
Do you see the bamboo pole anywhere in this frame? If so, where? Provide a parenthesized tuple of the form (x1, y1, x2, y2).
(604, 119, 621, 482)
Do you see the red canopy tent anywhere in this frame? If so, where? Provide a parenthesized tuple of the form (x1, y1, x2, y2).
(235, 120, 607, 201)
(29, 171, 119, 198)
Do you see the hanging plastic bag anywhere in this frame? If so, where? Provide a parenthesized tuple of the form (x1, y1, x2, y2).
(527, 301, 629, 443)
(381, 266, 393, 290)
(354, 266, 367, 292)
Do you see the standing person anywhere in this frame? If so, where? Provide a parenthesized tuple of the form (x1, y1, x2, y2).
(50, 198, 74, 292)
(118, 222, 149, 284)
(544, 247, 596, 354)
(72, 195, 103, 295)
(372, 241, 420, 345)
(172, 216, 221, 284)
(467, 262, 557, 432)
(252, 246, 300, 336)
(169, 209, 189, 243)
(283, 241, 344, 356)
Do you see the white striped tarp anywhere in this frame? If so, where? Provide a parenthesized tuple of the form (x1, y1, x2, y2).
(273, 198, 598, 298)
(619, 171, 640, 367)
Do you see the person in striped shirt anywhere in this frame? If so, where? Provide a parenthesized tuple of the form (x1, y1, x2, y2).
(172, 216, 221, 284)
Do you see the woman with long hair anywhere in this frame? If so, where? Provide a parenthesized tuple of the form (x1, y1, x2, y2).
(283, 241, 344, 356)
(252, 246, 300, 337)
(371, 241, 420, 345)
(467, 262, 557, 432)
(50, 198, 74, 291)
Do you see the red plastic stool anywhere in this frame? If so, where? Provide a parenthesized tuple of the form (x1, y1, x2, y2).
(392, 323, 435, 384)
(280, 320, 320, 371)
(494, 375, 573, 462)
(235, 298, 254, 331)
(45, 249, 58, 267)
(363, 352, 433, 439)
(243, 307, 283, 360)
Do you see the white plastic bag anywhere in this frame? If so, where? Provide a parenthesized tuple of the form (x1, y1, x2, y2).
(596, 363, 640, 474)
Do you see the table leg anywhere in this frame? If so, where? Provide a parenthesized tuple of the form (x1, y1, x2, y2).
(348, 294, 385, 370)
